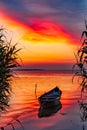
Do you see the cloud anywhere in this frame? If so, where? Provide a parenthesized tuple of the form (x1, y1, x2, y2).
(26, 3, 57, 14)
(0, 0, 87, 41)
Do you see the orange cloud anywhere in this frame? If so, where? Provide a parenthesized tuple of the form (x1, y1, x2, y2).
(22, 19, 73, 45)
(1, 13, 73, 44)
(0, 14, 75, 66)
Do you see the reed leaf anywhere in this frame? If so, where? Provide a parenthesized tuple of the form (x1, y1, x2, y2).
(82, 124, 85, 130)
(0, 28, 21, 112)
(73, 21, 87, 94)
(7, 123, 15, 130)
(15, 119, 24, 130)
(81, 31, 87, 40)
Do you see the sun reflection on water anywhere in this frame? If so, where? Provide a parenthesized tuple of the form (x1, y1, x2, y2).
(0, 70, 81, 130)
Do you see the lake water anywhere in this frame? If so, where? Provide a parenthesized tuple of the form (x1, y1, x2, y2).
(0, 70, 87, 130)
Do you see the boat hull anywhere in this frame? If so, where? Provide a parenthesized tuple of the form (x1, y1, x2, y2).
(38, 87, 62, 108)
(39, 97, 61, 108)
(38, 101, 62, 118)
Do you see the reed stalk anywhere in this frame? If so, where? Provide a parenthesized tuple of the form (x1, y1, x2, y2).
(0, 27, 21, 111)
(73, 20, 87, 94)
(73, 20, 87, 122)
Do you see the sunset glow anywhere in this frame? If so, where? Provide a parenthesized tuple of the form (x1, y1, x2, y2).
(0, 0, 83, 69)
(0, 1, 86, 130)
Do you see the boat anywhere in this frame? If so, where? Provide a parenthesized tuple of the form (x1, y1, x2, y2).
(38, 101, 62, 118)
(38, 86, 62, 108)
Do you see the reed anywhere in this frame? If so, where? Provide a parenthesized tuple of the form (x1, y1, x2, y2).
(1, 118, 24, 130)
(0, 27, 21, 112)
(73, 20, 87, 123)
(73, 20, 87, 93)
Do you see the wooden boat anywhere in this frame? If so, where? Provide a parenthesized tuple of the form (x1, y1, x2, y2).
(38, 101, 62, 118)
(38, 86, 62, 108)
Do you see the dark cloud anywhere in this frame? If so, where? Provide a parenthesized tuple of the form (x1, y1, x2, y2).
(0, 0, 87, 40)
(42, 0, 86, 39)
(45, 0, 84, 10)
(0, 0, 25, 11)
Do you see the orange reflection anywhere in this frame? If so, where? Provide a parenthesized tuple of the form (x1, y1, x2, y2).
(0, 71, 80, 130)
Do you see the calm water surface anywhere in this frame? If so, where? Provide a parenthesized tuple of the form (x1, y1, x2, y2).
(0, 70, 86, 130)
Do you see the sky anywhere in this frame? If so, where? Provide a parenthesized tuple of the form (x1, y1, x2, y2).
(0, 0, 87, 70)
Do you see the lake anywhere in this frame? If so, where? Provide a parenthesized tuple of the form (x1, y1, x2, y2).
(0, 70, 86, 130)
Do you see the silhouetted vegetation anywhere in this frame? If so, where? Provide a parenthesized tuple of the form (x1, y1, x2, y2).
(73, 20, 87, 94)
(73, 20, 87, 124)
(78, 101, 87, 121)
(0, 27, 21, 112)
(0, 118, 24, 130)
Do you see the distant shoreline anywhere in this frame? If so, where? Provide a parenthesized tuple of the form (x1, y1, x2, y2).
(13, 68, 74, 73)
(14, 68, 45, 71)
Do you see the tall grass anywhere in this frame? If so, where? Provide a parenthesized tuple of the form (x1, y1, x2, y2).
(73, 20, 87, 93)
(0, 28, 21, 112)
(73, 20, 87, 122)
